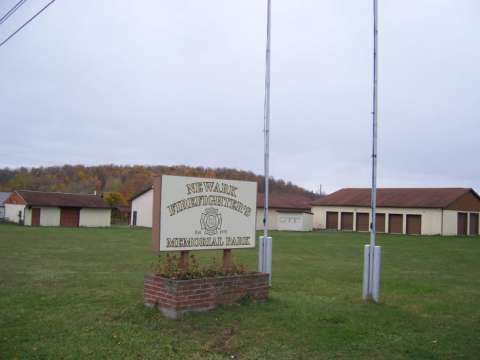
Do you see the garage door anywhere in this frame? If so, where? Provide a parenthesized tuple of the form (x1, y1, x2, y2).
(406, 215, 421, 235)
(457, 212, 468, 236)
(469, 213, 478, 236)
(340, 212, 353, 231)
(388, 214, 403, 234)
(60, 208, 80, 227)
(31, 208, 41, 226)
(356, 213, 369, 232)
(376, 213, 385, 233)
(326, 211, 338, 230)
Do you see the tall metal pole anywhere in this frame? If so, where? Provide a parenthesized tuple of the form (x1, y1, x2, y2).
(259, 0, 273, 285)
(369, 0, 380, 299)
(263, 0, 272, 238)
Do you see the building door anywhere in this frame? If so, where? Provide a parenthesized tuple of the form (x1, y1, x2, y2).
(31, 208, 41, 226)
(356, 213, 369, 232)
(341, 212, 353, 231)
(406, 215, 421, 235)
(376, 213, 386, 233)
(457, 212, 468, 236)
(389, 214, 403, 234)
(132, 211, 137, 226)
(326, 211, 338, 230)
(60, 208, 80, 227)
(469, 213, 478, 236)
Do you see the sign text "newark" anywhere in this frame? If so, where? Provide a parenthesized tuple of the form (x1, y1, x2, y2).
(186, 182, 238, 198)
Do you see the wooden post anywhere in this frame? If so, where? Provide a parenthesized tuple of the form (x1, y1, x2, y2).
(152, 176, 162, 252)
(179, 251, 190, 271)
(223, 249, 233, 271)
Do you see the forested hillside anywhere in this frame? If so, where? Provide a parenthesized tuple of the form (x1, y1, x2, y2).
(0, 165, 317, 204)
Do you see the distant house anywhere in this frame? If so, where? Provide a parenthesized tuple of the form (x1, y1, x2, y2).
(311, 188, 480, 236)
(4, 190, 111, 227)
(0, 192, 11, 220)
(130, 186, 314, 231)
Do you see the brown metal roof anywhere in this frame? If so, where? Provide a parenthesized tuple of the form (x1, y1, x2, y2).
(257, 193, 313, 211)
(15, 190, 110, 209)
(276, 209, 313, 214)
(311, 188, 478, 209)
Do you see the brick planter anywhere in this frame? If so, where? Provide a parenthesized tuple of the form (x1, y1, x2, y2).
(144, 272, 269, 319)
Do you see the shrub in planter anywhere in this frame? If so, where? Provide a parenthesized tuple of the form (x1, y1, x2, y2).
(144, 254, 269, 319)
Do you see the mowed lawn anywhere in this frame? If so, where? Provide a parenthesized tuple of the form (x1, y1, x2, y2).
(1, 224, 479, 359)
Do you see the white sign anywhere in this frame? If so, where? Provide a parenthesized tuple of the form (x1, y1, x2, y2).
(156, 175, 257, 251)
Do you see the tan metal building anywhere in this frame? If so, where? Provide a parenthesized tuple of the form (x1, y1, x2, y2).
(256, 193, 313, 231)
(311, 188, 480, 236)
(4, 190, 111, 227)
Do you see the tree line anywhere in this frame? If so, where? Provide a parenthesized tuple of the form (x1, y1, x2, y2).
(0, 165, 318, 205)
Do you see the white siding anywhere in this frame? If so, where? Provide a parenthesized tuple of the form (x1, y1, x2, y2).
(278, 213, 303, 231)
(442, 210, 458, 236)
(5, 204, 25, 223)
(131, 189, 153, 227)
(277, 212, 313, 231)
(39, 207, 60, 226)
(256, 209, 313, 231)
(23, 207, 32, 226)
(418, 209, 442, 235)
(79, 208, 111, 227)
(304, 213, 313, 231)
(255, 208, 279, 230)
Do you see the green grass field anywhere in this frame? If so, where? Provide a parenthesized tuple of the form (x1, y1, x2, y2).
(1, 224, 479, 359)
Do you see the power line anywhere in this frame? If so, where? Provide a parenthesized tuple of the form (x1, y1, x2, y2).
(0, 0, 56, 49)
(0, 0, 29, 26)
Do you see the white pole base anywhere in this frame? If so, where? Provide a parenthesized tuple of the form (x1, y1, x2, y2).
(362, 245, 371, 300)
(372, 245, 381, 302)
(259, 236, 272, 286)
(362, 244, 381, 302)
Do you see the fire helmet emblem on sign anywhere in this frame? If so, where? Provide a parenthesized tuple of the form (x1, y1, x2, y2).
(200, 208, 222, 235)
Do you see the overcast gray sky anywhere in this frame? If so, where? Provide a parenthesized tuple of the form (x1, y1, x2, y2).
(0, 0, 478, 193)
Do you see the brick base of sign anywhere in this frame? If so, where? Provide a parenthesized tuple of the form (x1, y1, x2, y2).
(144, 273, 270, 319)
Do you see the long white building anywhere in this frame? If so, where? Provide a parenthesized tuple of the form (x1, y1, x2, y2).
(311, 188, 480, 236)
